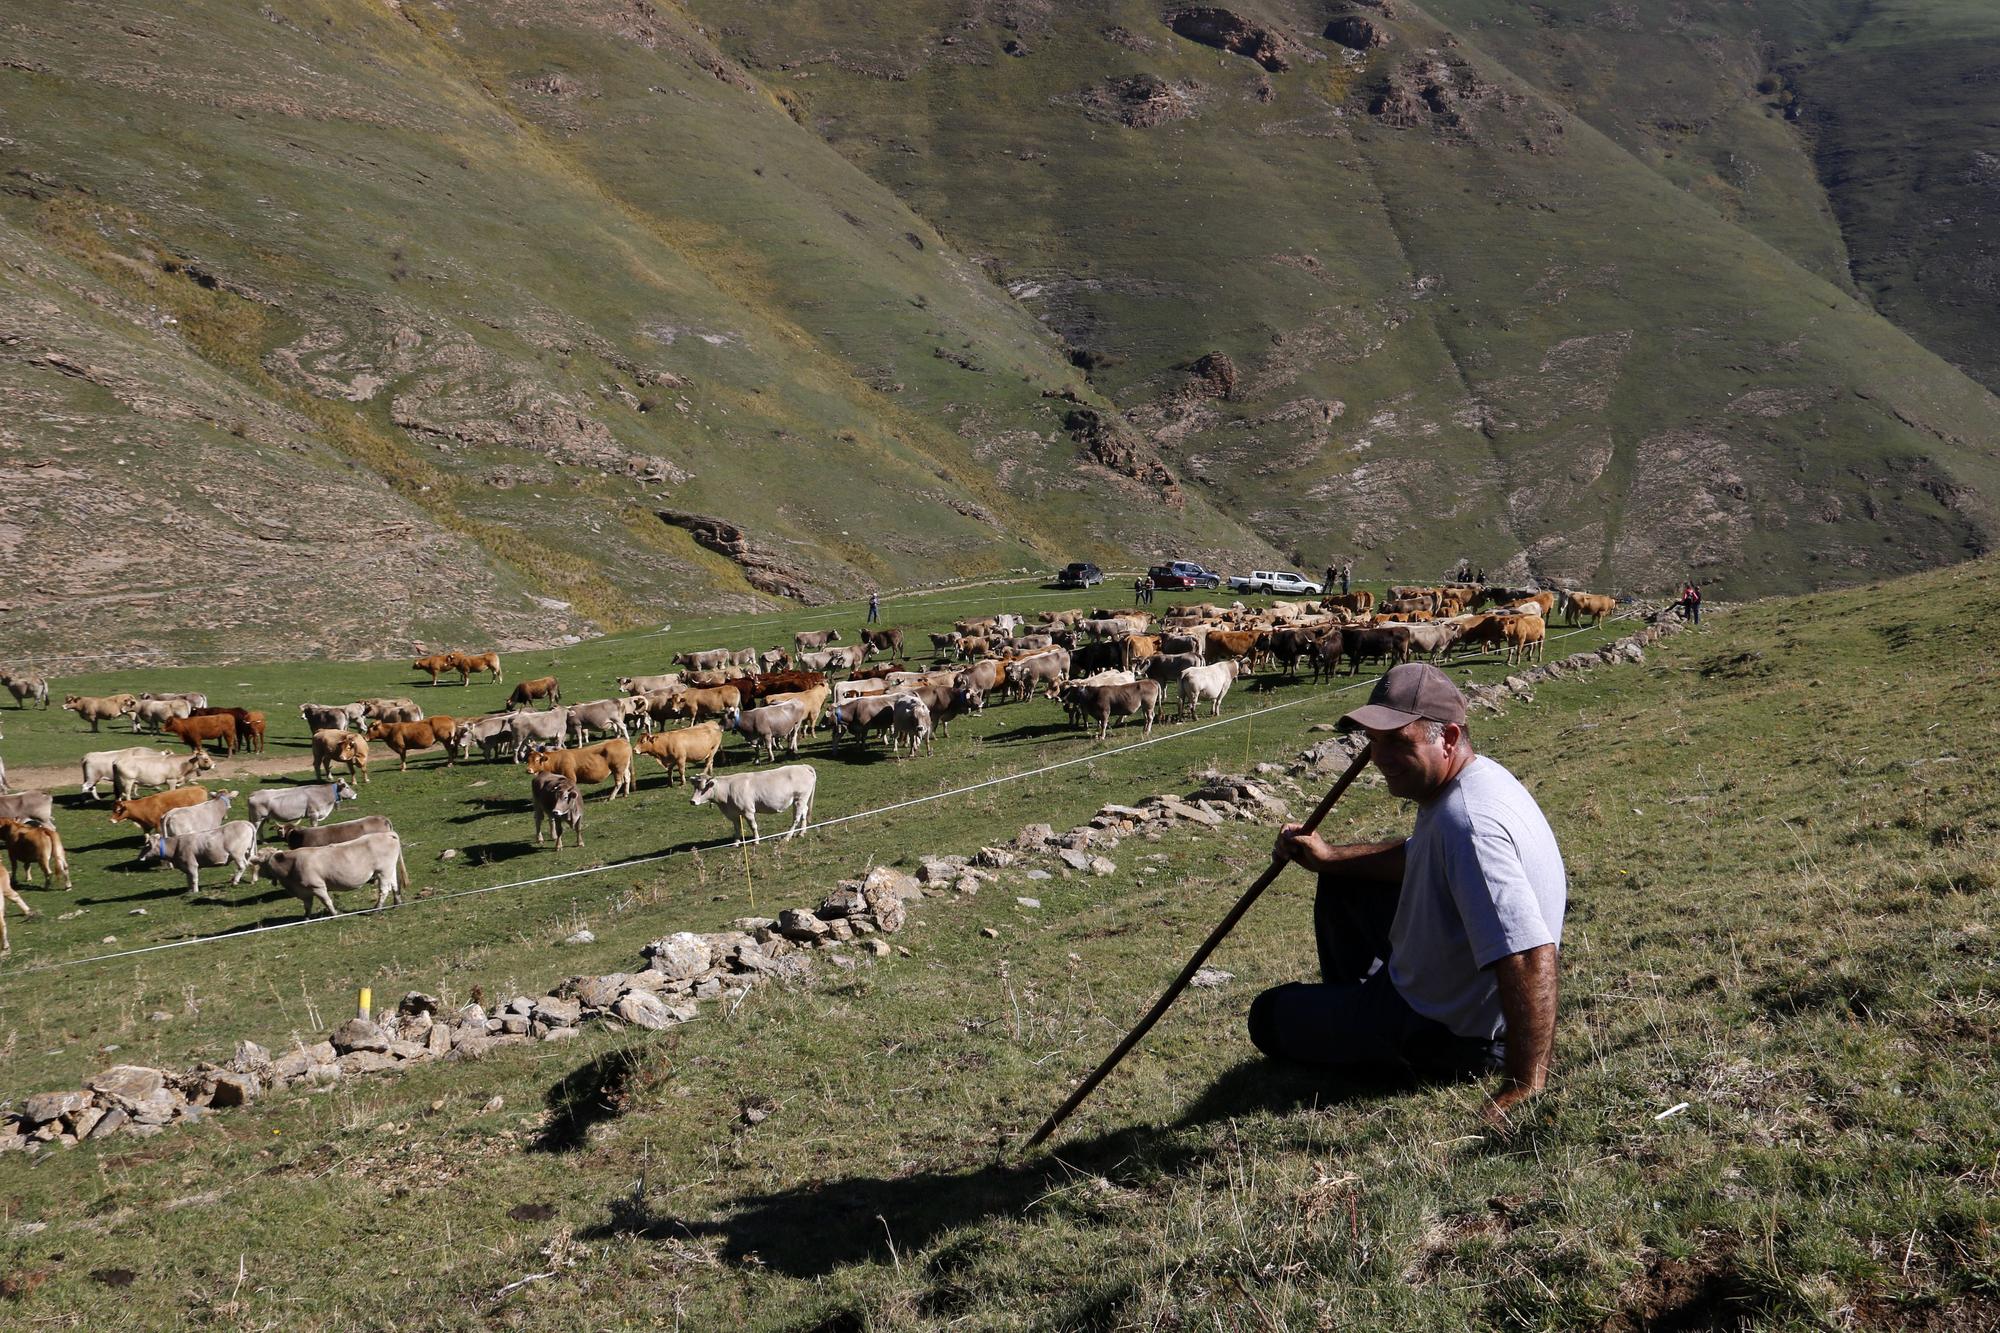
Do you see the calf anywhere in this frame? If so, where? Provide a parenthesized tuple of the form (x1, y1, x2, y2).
(507, 677, 561, 711)
(252, 831, 407, 917)
(286, 816, 392, 850)
(636, 721, 723, 786)
(246, 781, 360, 837)
(927, 631, 960, 659)
(312, 728, 370, 784)
(64, 693, 137, 731)
(111, 786, 212, 837)
(723, 701, 808, 763)
(2, 673, 49, 709)
(691, 765, 817, 844)
(793, 628, 841, 653)
(1310, 630, 1348, 682)
(525, 739, 635, 799)
(1265, 627, 1320, 678)
(367, 717, 456, 771)
(758, 649, 792, 673)
(530, 771, 584, 849)
(145, 821, 258, 896)
(165, 713, 237, 756)
(0, 817, 72, 890)
(454, 713, 515, 762)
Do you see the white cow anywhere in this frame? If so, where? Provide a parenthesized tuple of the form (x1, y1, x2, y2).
(146, 821, 259, 895)
(1178, 659, 1240, 720)
(159, 790, 238, 838)
(691, 765, 817, 845)
(888, 695, 933, 757)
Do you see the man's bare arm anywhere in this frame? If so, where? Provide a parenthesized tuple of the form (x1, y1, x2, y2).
(1484, 943, 1559, 1124)
(1272, 827, 1405, 882)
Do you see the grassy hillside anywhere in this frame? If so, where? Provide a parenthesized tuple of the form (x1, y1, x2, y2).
(3, 1, 2000, 663)
(693, 0, 2000, 594)
(0, 563, 1996, 1325)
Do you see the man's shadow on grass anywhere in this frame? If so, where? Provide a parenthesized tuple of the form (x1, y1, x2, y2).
(578, 1058, 1423, 1277)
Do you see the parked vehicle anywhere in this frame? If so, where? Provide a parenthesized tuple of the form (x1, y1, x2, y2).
(1146, 561, 1223, 591)
(1227, 570, 1325, 596)
(1057, 561, 1105, 589)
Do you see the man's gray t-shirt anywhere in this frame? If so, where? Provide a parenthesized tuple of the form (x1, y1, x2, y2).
(1388, 754, 1566, 1040)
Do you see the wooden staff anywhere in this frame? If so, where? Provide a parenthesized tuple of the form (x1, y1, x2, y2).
(1020, 743, 1375, 1153)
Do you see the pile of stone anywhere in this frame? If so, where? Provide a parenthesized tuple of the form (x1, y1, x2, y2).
(998, 771, 1296, 880)
(0, 891, 915, 1153)
(1464, 611, 1687, 714)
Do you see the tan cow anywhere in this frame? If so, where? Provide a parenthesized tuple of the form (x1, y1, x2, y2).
(507, 676, 561, 711)
(525, 739, 635, 799)
(0, 817, 71, 890)
(761, 683, 831, 735)
(1503, 613, 1547, 666)
(666, 684, 741, 723)
(1563, 591, 1616, 627)
(312, 728, 371, 784)
(164, 713, 237, 756)
(412, 653, 459, 686)
(64, 693, 138, 732)
(0, 864, 31, 952)
(636, 722, 723, 786)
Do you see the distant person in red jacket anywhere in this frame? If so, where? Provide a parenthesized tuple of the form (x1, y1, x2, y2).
(1680, 582, 1701, 625)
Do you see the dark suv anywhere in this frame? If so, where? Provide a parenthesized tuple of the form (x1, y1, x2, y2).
(1057, 561, 1104, 589)
(1147, 560, 1223, 591)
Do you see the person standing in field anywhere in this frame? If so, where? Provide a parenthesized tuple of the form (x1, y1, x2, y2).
(1249, 663, 1566, 1126)
(867, 591, 880, 624)
(1340, 563, 1352, 597)
(1681, 582, 1701, 625)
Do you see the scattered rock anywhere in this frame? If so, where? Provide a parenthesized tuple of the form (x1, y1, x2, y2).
(87, 1066, 166, 1112)
(643, 932, 713, 980)
(1015, 823, 1055, 850)
(329, 1018, 391, 1054)
(776, 908, 831, 942)
(1165, 7, 1297, 71)
(980, 927, 1001, 939)
(614, 989, 693, 1030)
(1016, 897, 1042, 909)
(204, 1073, 259, 1108)
(1087, 856, 1117, 877)
(1192, 967, 1235, 988)
(562, 928, 596, 945)
(1058, 848, 1092, 872)
(974, 846, 1017, 869)
(21, 1090, 91, 1127)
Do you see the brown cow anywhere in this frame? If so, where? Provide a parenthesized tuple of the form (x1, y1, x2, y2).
(0, 817, 72, 891)
(636, 722, 724, 786)
(165, 713, 237, 756)
(449, 650, 503, 684)
(366, 716, 457, 771)
(110, 785, 211, 835)
(507, 676, 560, 711)
(1202, 629, 1261, 665)
(525, 739, 635, 799)
(1503, 614, 1546, 666)
(191, 707, 264, 754)
(666, 685, 741, 723)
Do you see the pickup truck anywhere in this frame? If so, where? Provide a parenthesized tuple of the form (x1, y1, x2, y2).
(1057, 562, 1105, 589)
(1227, 570, 1325, 596)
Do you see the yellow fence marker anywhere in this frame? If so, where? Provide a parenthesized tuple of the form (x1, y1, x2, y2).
(358, 987, 372, 1022)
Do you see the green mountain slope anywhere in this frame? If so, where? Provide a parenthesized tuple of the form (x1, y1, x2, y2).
(692, 0, 2000, 592)
(2, 0, 1998, 659)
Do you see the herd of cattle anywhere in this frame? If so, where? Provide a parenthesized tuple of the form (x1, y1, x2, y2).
(0, 581, 1619, 951)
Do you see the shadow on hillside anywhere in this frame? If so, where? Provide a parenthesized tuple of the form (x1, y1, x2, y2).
(580, 1058, 1420, 1276)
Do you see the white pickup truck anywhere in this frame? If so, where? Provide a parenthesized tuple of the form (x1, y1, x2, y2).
(1227, 570, 1324, 596)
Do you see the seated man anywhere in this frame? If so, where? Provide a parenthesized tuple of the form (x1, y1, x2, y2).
(1248, 663, 1566, 1124)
